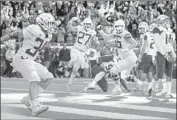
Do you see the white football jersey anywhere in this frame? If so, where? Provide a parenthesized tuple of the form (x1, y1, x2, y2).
(145, 32, 157, 56)
(17, 24, 52, 60)
(153, 26, 174, 54)
(74, 25, 97, 52)
(111, 30, 134, 55)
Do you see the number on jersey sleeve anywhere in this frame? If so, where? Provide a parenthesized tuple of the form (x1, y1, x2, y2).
(77, 31, 92, 45)
(25, 38, 48, 57)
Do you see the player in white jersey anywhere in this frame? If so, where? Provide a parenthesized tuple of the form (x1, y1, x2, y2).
(147, 15, 176, 98)
(1, 13, 55, 117)
(139, 23, 158, 93)
(136, 22, 149, 88)
(86, 20, 143, 94)
(67, 18, 100, 91)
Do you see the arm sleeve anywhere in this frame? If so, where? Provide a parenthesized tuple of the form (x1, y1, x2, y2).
(98, 30, 113, 41)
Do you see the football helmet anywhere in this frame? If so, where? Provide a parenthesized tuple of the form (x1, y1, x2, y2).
(149, 23, 157, 32)
(82, 18, 93, 30)
(138, 22, 149, 34)
(114, 19, 125, 34)
(155, 15, 170, 28)
(36, 13, 55, 32)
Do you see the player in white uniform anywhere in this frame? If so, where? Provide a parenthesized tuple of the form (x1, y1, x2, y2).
(67, 18, 100, 91)
(147, 15, 176, 98)
(86, 20, 143, 94)
(139, 23, 158, 93)
(137, 22, 149, 88)
(1, 13, 55, 117)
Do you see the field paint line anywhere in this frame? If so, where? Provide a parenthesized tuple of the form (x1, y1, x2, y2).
(61, 100, 176, 114)
(1, 88, 176, 114)
(1, 88, 176, 101)
(1, 112, 48, 120)
(1, 81, 176, 92)
(1, 81, 86, 86)
(5, 104, 167, 120)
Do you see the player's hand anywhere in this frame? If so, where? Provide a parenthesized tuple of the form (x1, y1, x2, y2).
(165, 51, 176, 63)
(96, 25, 103, 31)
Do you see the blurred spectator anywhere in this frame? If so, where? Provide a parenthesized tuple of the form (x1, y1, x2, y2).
(59, 44, 70, 66)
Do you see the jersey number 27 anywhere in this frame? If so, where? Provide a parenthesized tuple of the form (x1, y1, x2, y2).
(78, 31, 92, 45)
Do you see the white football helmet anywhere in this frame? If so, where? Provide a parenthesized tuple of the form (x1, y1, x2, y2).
(149, 23, 157, 32)
(138, 22, 149, 34)
(36, 13, 55, 32)
(114, 19, 125, 34)
(82, 18, 93, 30)
(155, 15, 170, 28)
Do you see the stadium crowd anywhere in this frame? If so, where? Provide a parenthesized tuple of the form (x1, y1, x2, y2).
(0, 1, 176, 78)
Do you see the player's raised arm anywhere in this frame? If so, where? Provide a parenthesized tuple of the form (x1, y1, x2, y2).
(1, 29, 24, 43)
(66, 17, 80, 33)
(96, 25, 113, 41)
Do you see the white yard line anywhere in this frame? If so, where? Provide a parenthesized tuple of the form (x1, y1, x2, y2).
(5, 104, 167, 120)
(1, 87, 176, 114)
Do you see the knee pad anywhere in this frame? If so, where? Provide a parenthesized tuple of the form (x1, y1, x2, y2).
(97, 77, 108, 92)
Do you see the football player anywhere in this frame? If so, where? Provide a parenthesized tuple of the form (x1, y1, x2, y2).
(86, 20, 142, 94)
(139, 23, 158, 93)
(136, 22, 149, 91)
(1, 13, 55, 117)
(147, 15, 176, 98)
(67, 18, 100, 91)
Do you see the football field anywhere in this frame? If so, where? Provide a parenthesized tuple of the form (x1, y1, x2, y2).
(1, 78, 176, 120)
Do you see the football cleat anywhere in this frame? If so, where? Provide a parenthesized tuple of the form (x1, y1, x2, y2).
(84, 82, 96, 92)
(21, 96, 32, 111)
(156, 90, 167, 96)
(165, 94, 175, 99)
(31, 100, 49, 117)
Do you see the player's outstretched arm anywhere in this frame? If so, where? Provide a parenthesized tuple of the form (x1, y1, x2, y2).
(96, 25, 113, 41)
(1, 29, 24, 43)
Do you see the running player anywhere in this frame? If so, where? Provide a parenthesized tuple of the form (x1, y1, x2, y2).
(1, 13, 55, 117)
(67, 18, 100, 91)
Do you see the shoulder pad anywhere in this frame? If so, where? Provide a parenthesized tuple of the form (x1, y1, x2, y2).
(124, 31, 132, 39)
(152, 27, 163, 35)
(26, 24, 43, 37)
